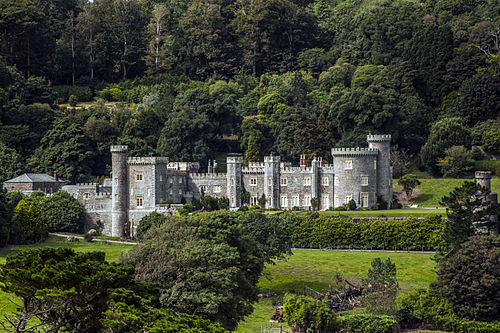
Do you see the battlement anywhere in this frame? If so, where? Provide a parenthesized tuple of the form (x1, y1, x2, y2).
(281, 166, 313, 173)
(264, 155, 281, 163)
(243, 167, 265, 174)
(366, 134, 391, 142)
(167, 161, 200, 172)
(331, 147, 379, 156)
(127, 157, 169, 165)
(110, 145, 128, 153)
(475, 171, 492, 179)
(248, 162, 264, 168)
(227, 155, 244, 164)
(95, 192, 112, 198)
(190, 173, 227, 179)
(76, 182, 100, 187)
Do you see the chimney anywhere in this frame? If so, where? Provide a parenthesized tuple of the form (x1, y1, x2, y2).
(319, 157, 323, 167)
(208, 160, 213, 174)
(213, 160, 218, 174)
(54, 170, 58, 181)
(475, 171, 492, 191)
(300, 154, 306, 168)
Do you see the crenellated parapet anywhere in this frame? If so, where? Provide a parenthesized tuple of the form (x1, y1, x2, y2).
(366, 134, 391, 142)
(190, 173, 227, 179)
(128, 156, 169, 165)
(331, 148, 379, 156)
(243, 167, 265, 174)
(281, 166, 313, 173)
(110, 145, 128, 153)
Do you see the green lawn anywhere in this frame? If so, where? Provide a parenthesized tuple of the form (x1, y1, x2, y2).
(235, 249, 436, 332)
(0, 236, 134, 313)
(394, 177, 500, 207)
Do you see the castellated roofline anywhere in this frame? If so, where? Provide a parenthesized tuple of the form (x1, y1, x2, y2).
(475, 171, 492, 179)
(190, 173, 227, 179)
(227, 155, 244, 163)
(366, 134, 391, 142)
(110, 145, 129, 153)
(127, 156, 169, 165)
(264, 155, 281, 162)
(331, 147, 379, 156)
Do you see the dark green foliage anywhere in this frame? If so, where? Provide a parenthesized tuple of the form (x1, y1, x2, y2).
(136, 211, 168, 240)
(0, 248, 152, 332)
(398, 174, 420, 200)
(125, 211, 291, 330)
(420, 117, 471, 174)
(439, 181, 498, 253)
(9, 199, 47, 245)
(52, 85, 93, 103)
(0, 142, 23, 182)
(279, 213, 443, 250)
(397, 288, 500, 332)
(436, 145, 474, 178)
(347, 199, 357, 211)
(339, 314, 399, 333)
(483, 128, 500, 154)
(283, 294, 340, 333)
(39, 190, 84, 232)
(433, 235, 500, 322)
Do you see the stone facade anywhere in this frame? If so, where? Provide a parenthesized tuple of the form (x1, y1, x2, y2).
(62, 134, 393, 237)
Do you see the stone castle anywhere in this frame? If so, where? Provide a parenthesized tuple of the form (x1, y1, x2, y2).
(60, 134, 393, 237)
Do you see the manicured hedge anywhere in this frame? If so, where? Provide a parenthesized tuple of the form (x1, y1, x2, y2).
(278, 213, 444, 250)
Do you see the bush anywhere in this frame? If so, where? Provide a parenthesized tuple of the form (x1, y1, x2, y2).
(96, 87, 122, 101)
(53, 85, 92, 103)
(40, 190, 84, 233)
(283, 294, 340, 333)
(136, 212, 168, 240)
(347, 199, 357, 210)
(84, 229, 96, 242)
(10, 200, 47, 244)
(68, 94, 78, 106)
(340, 314, 399, 333)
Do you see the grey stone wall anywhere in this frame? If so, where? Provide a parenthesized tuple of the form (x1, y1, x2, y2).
(190, 174, 227, 200)
(111, 145, 128, 237)
(331, 149, 378, 209)
(264, 155, 280, 208)
(226, 155, 243, 207)
(367, 135, 392, 208)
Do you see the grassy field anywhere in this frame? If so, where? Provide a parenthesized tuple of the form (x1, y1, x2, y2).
(0, 236, 134, 313)
(394, 177, 500, 207)
(235, 249, 436, 332)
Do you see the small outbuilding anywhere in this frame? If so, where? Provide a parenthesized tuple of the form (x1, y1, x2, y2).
(3, 172, 65, 195)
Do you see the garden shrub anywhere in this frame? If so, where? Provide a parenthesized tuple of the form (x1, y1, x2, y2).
(53, 85, 92, 103)
(283, 294, 340, 333)
(340, 314, 399, 333)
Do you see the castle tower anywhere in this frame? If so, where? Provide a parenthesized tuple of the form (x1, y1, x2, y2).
(264, 154, 280, 209)
(111, 145, 128, 238)
(311, 158, 319, 204)
(367, 134, 392, 208)
(227, 154, 243, 208)
(475, 171, 492, 190)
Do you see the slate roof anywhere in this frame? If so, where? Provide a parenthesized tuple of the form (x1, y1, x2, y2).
(4, 173, 65, 184)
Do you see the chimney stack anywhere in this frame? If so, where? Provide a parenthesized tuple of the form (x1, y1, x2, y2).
(54, 170, 58, 181)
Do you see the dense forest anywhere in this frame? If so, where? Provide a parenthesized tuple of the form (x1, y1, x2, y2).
(0, 0, 499, 183)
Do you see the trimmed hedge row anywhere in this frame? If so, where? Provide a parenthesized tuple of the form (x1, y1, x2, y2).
(278, 213, 444, 250)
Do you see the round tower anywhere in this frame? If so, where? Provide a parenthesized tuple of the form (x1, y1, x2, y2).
(226, 154, 243, 208)
(366, 134, 392, 208)
(111, 145, 128, 238)
(475, 171, 492, 191)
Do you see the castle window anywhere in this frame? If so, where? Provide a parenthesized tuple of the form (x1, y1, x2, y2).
(250, 177, 257, 186)
(303, 177, 311, 186)
(334, 176, 339, 186)
(280, 177, 287, 186)
(230, 177, 234, 186)
(280, 196, 288, 208)
(250, 195, 258, 206)
(200, 185, 207, 192)
(361, 176, 369, 186)
(136, 195, 144, 208)
(179, 188, 182, 195)
(334, 194, 339, 207)
(345, 160, 353, 170)
(344, 194, 352, 205)
(361, 193, 369, 208)
(160, 174, 163, 181)
(322, 194, 329, 209)
(147, 188, 151, 196)
(292, 195, 300, 207)
(268, 177, 272, 185)
(114, 178, 118, 185)
(322, 176, 329, 186)
(169, 188, 173, 195)
(214, 185, 221, 193)
(130, 188, 133, 195)
(179, 177, 183, 184)
(170, 177, 173, 184)
(303, 195, 310, 207)
(374, 159, 377, 170)
(136, 173, 143, 181)
(83, 193, 90, 200)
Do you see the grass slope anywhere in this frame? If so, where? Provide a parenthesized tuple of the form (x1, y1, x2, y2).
(394, 177, 500, 207)
(235, 249, 436, 332)
(0, 236, 134, 314)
